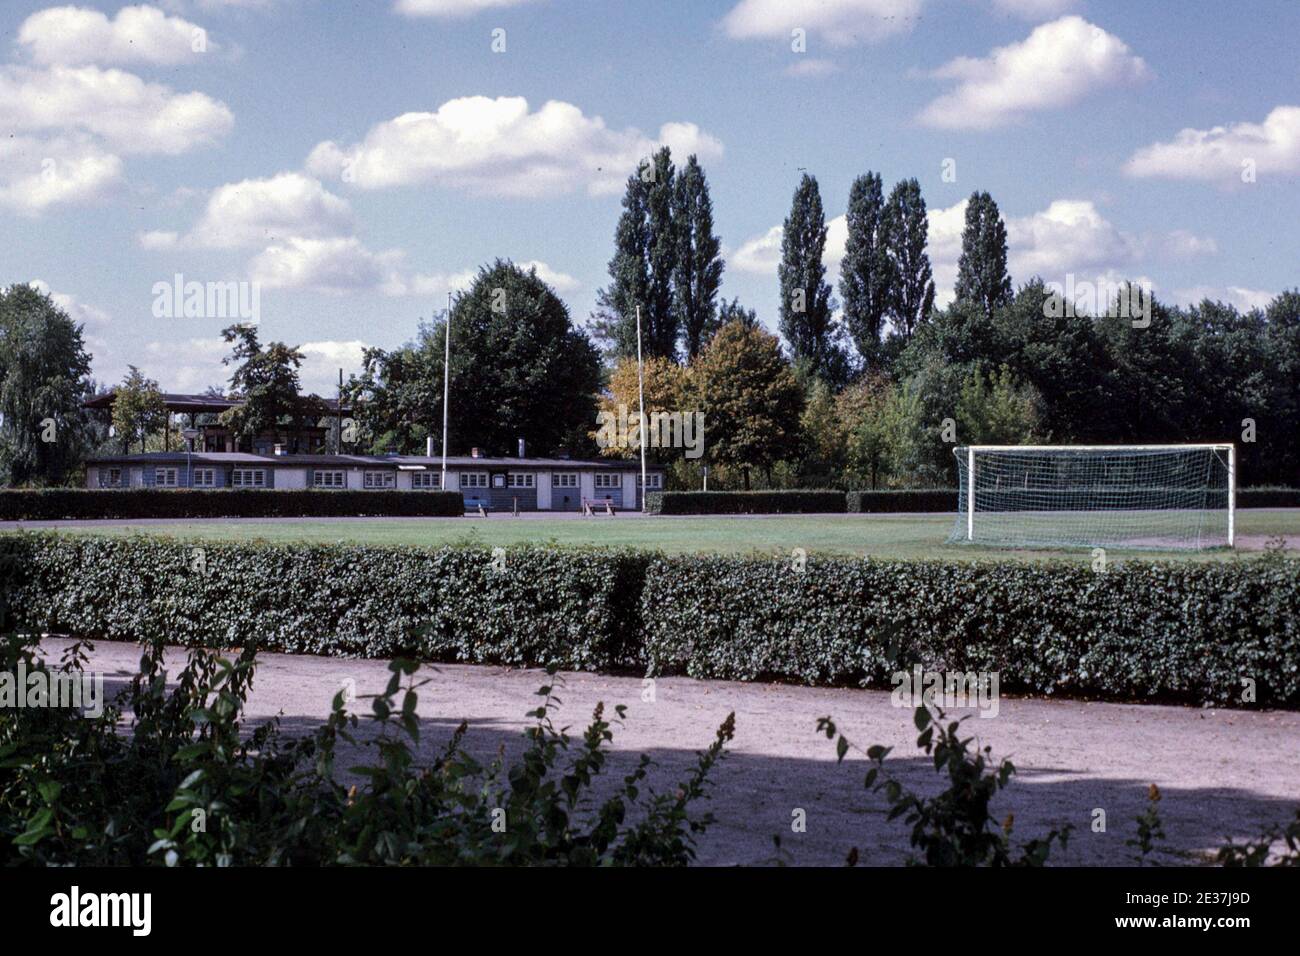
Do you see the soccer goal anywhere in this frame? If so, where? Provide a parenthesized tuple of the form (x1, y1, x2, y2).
(949, 444, 1235, 551)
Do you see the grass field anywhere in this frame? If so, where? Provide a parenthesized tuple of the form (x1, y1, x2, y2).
(6, 510, 1299, 561)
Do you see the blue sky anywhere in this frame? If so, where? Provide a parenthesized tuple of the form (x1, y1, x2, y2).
(3, 0, 1298, 395)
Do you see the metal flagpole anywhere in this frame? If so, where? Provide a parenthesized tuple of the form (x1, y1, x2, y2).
(441, 291, 451, 489)
(636, 306, 647, 513)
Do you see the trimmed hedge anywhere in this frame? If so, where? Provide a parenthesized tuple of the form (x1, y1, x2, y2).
(1240, 488, 1300, 508)
(847, 489, 958, 513)
(2, 532, 1297, 706)
(645, 490, 846, 515)
(0, 534, 644, 671)
(0, 488, 464, 521)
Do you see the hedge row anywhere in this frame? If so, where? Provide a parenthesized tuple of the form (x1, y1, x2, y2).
(0, 489, 464, 520)
(2, 533, 1297, 706)
(652, 487, 1300, 515)
(645, 490, 846, 515)
(847, 489, 957, 513)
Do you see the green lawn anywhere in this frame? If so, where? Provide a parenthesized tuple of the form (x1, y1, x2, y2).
(7, 510, 1299, 562)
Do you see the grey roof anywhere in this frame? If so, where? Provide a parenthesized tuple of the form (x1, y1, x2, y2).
(87, 451, 664, 470)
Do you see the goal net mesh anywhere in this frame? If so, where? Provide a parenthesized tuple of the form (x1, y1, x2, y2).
(949, 446, 1232, 551)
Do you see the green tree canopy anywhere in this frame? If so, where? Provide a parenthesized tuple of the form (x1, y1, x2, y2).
(111, 366, 167, 454)
(840, 171, 892, 366)
(778, 173, 848, 384)
(883, 178, 936, 341)
(954, 191, 1012, 319)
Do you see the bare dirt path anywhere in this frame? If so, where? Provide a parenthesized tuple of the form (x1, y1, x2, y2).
(41, 637, 1300, 866)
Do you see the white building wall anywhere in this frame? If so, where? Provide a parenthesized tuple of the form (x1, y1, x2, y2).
(622, 471, 637, 510)
(85, 468, 97, 489)
(346, 468, 365, 489)
(276, 467, 308, 489)
(443, 470, 459, 491)
(396, 470, 413, 489)
(536, 470, 551, 509)
(129, 467, 144, 488)
(579, 471, 595, 503)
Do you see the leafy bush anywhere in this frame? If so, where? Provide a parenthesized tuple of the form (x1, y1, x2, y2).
(645, 489, 846, 515)
(0, 534, 647, 672)
(3, 534, 1297, 706)
(818, 706, 1072, 866)
(640, 552, 1300, 706)
(846, 489, 957, 513)
(0, 632, 734, 866)
(0, 488, 464, 520)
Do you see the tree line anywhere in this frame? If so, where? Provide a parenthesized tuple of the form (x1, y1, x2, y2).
(2, 147, 1297, 489)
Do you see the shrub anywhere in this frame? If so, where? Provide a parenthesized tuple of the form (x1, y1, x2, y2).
(818, 706, 1072, 866)
(0, 488, 464, 521)
(846, 489, 957, 513)
(0, 633, 734, 866)
(0, 534, 648, 672)
(639, 552, 1300, 706)
(3, 534, 1297, 707)
(645, 490, 846, 515)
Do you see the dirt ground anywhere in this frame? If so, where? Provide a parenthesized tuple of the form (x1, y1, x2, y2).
(40, 637, 1300, 867)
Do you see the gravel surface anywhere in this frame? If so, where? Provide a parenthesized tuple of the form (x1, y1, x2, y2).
(41, 637, 1300, 866)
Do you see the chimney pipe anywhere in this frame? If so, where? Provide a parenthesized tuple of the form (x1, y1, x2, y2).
(471, 447, 480, 459)
(426, 435, 434, 457)
(517, 438, 526, 458)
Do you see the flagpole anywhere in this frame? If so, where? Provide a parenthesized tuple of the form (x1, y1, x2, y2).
(441, 291, 451, 489)
(636, 305, 647, 513)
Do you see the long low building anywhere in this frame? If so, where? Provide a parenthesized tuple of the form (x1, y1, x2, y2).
(84, 450, 666, 512)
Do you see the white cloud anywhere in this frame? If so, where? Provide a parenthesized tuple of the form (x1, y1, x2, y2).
(1173, 286, 1276, 312)
(0, 64, 233, 155)
(296, 340, 370, 393)
(721, 0, 925, 47)
(0, 136, 123, 215)
(917, 16, 1148, 129)
(29, 279, 112, 328)
(989, 0, 1078, 19)
(181, 172, 354, 249)
(18, 4, 214, 67)
(1124, 106, 1300, 181)
(730, 224, 784, 274)
(305, 95, 722, 196)
(250, 237, 404, 292)
(394, 0, 539, 16)
(386, 259, 576, 298)
(140, 336, 369, 395)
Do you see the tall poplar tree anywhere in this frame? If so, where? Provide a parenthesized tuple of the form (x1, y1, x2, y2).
(883, 178, 936, 340)
(672, 155, 724, 360)
(839, 171, 892, 366)
(778, 173, 845, 381)
(954, 191, 1013, 319)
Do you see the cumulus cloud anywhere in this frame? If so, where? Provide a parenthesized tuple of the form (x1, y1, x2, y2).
(141, 335, 370, 395)
(394, 0, 539, 16)
(917, 16, 1148, 129)
(29, 279, 112, 328)
(179, 173, 355, 249)
(18, 4, 213, 66)
(1162, 229, 1218, 258)
(250, 237, 404, 293)
(0, 136, 123, 215)
(721, 0, 925, 47)
(1124, 105, 1300, 181)
(305, 95, 722, 196)
(0, 64, 233, 155)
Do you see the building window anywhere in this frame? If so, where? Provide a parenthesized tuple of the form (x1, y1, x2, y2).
(594, 474, 619, 489)
(507, 473, 535, 489)
(412, 472, 442, 489)
(552, 473, 577, 488)
(193, 468, 216, 488)
(232, 469, 266, 488)
(364, 471, 395, 489)
(104, 467, 122, 488)
(155, 468, 178, 488)
(313, 470, 345, 489)
(461, 472, 488, 488)
(637, 473, 663, 489)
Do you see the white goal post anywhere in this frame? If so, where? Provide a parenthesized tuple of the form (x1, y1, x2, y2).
(951, 444, 1236, 551)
